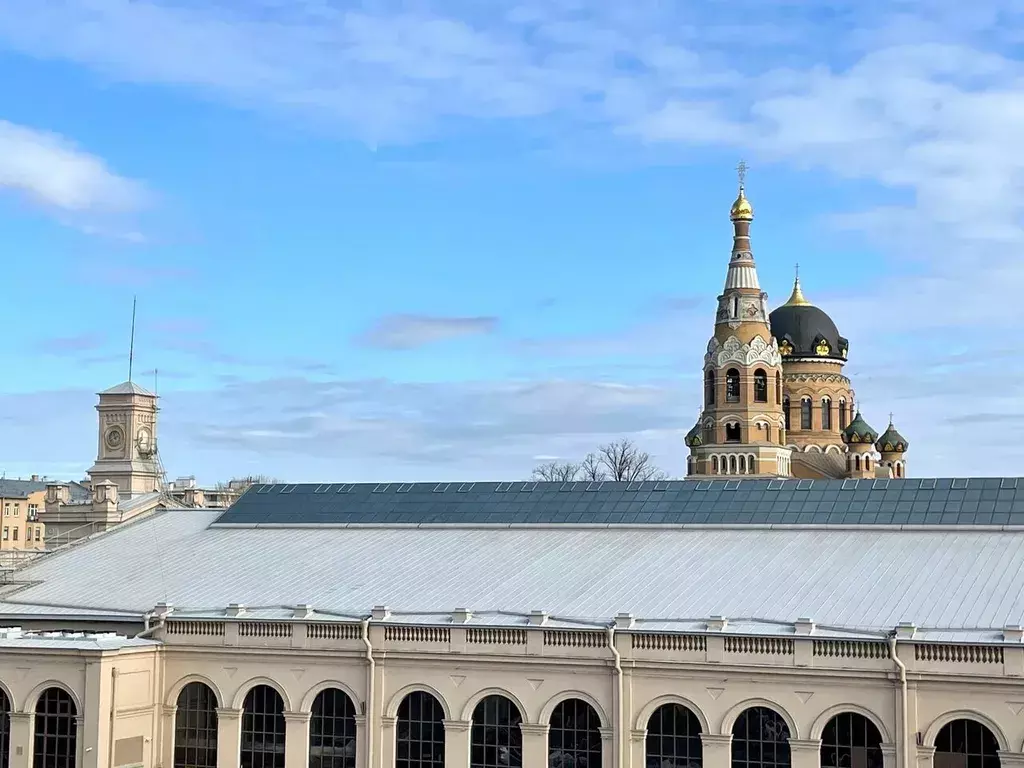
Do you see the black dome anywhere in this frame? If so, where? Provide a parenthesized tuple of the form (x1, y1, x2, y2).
(769, 303, 848, 360)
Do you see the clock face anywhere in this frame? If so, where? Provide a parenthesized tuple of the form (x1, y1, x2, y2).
(105, 427, 124, 449)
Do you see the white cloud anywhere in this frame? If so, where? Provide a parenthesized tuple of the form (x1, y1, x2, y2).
(0, 120, 147, 213)
(356, 314, 500, 350)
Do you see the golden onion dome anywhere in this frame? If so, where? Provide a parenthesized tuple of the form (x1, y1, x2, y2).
(730, 186, 754, 221)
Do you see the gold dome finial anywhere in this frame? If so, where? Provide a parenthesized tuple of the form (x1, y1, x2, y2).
(783, 263, 812, 306)
(730, 160, 754, 221)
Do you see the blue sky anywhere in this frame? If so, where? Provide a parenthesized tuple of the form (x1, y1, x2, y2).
(1, 0, 1023, 483)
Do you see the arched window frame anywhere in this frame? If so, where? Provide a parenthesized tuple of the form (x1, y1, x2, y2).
(753, 369, 768, 403)
(725, 422, 741, 443)
(731, 707, 791, 768)
(838, 399, 848, 430)
(310, 688, 357, 768)
(548, 699, 601, 768)
(241, 685, 286, 768)
(34, 688, 77, 768)
(726, 369, 741, 403)
(175, 682, 218, 768)
(705, 370, 716, 407)
(821, 398, 832, 431)
(783, 397, 791, 431)
(645, 703, 703, 768)
(800, 398, 812, 430)
(470, 695, 523, 768)
(397, 691, 445, 768)
(820, 712, 883, 768)
(934, 719, 1000, 768)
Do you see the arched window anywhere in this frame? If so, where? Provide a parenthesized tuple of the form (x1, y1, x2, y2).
(820, 712, 883, 768)
(821, 398, 832, 431)
(646, 703, 703, 768)
(548, 699, 601, 768)
(471, 695, 523, 768)
(712, 457, 719, 474)
(896, 463, 903, 478)
(729, 456, 738, 474)
(839, 399, 848, 430)
(865, 457, 872, 471)
(0, 688, 9, 768)
(705, 370, 716, 407)
(725, 423, 741, 442)
(935, 719, 1000, 768)
(748, 455, 756, 474)
(241, 685, 285, 768)
(310, 688, 357, 768)
(738, 455, 746, 473)
(754, 369, 768, 403)
(855, 455, 862, 471)
(397, 691, 445, 768)
(687, 457, 695, 477)
(732, 707, 790, 768)
(783, 397, 791, 431)
(726, 369, 741, 403)
(175, 682, 218, 768)
(800, 398, 812, 430)
(34, 687, 77, 768)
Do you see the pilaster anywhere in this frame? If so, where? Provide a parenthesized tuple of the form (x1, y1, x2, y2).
(215, 707, 243, 768)
(916, 745, 936, 768)
(789, 738, 822, 768)
(599, 726, 614, 768)
(354, 714, 367, 768)
(880, 742, 897, 768)
(520, 723, 549, 768)
(997, 752, 1024, 768)
(701, 733, 733, 768)
(160, 704, 176, 768)
(380, 715, 397, 768)
(630, 729, 647, 768)
(10, 712, 32, 768)
(284, 711, 311, 768)
(443, 719, 471, 768)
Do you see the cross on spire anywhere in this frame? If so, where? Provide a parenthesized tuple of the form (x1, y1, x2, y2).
(736, 159, 748, 188)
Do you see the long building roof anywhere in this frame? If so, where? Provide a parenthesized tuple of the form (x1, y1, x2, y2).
(216, 478, 1024, 527)
(2, 501, 1024, 643)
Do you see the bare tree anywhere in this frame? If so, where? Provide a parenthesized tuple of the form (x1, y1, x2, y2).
(531, 461, 581, 482)
(597, 438, 668, 481)
(530, 439, 668, 482)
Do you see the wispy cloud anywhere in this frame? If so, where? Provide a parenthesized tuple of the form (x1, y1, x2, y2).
(0, 119, 148, 214)
(357, 314, 499, 350)
(37, 333, 107, 355)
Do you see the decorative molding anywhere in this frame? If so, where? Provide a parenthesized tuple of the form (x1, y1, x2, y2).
(706, 335, 782, 368)
(783, 372, 851, 386)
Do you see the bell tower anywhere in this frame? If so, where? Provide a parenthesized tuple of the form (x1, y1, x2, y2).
(685, 164, 792, 477)
(86, 381, 163, 498)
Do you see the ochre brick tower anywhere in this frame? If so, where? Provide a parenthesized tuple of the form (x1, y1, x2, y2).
(685, 168, 792, 477)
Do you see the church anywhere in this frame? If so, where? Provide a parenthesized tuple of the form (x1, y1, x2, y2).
(685, 170, 908, 480)
(0, 176, 1020, 768)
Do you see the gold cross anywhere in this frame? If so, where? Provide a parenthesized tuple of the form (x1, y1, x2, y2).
(736, 159, 748, 187)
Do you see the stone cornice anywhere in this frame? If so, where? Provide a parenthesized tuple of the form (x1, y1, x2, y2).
(706, 334, 782, 368)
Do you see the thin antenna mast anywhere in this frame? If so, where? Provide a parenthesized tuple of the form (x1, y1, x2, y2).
(128, 296, 137, 383)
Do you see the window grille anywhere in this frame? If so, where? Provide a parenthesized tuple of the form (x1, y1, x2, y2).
(820, 712, 883, 768)
(174, 682, 218, 768)
(646, 703, 703, 768)
(548, 699, 601, 768)
(241, 685, 285, 768)
(310, 689, 357, 768)
(396, 691, 445, 768)
(471, 695, 523, 768)
(34, 688, 77, 768)
(731, 707, 790, 768)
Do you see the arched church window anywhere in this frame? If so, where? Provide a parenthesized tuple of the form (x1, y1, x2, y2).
(783, 397, 791, 431)
(855, 455, 861, 471)
(705, 370, 716, 407)
(775, 372, 782, 405)
(800, 398, 812, 430)
(754, 370, 768, 403)
(712, 456, 719, 474)
(729, 455, 738, 474)
(725, 423, 741, 442)
(839, 399, 848, 430)
(821, 398, 832, 430)
(726, 369, 741, 403)
(738, 455, 746, 473)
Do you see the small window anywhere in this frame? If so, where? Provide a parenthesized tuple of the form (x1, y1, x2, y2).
(783, 397, 791, 431)
(726, 369, 741, 403)
(13, 504, 19, 517)
(775, 372, 782, 405)
(705, 370, 716, 407)
(12, 529, 17, 542)
(800, 398, 812, 430)
(35, 529, 41, 541)
(821, 398, 832, 431)
(725, 423, 741, 442)
(839, 399, 848, 430)
(2, 528, 8, 540)
(754, 369, 768, 402)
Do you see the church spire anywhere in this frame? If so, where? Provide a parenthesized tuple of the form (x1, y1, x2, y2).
(783, 264, 812, 307)
(717, 161, 767, 324)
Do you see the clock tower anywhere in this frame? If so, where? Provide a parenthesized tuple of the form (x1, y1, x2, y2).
(86, 380, 163, 498)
